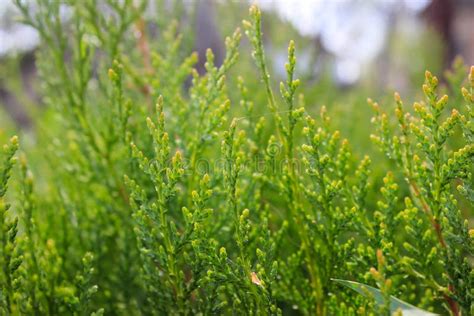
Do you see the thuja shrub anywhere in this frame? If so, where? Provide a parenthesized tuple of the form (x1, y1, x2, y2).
(1, 2, 473, 315)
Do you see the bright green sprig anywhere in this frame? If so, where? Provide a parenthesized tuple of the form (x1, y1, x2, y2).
(0, 136, 21, 315)
(370, 69, 474, 315)
(75, 252, 101, 316)
(243, 5, 278, 114)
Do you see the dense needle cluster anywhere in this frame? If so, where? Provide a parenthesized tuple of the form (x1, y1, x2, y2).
(0, 2, 472, 315)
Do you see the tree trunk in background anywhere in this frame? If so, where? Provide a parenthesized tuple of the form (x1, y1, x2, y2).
(194, 0, 223, 75)
(424, 0, 455, 67)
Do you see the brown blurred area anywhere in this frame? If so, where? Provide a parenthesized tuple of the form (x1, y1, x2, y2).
(425, 0, 474, 66)
(452, 0, 474, 65)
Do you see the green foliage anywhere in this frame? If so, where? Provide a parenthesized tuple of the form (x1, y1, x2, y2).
(1, 2, 472, 315)
(0, 136, 21, 315)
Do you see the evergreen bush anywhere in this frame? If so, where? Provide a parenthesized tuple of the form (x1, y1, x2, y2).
(0, 2, 473, 315)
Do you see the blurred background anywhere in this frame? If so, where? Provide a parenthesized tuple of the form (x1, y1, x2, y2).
(1, 0, 473, 130)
